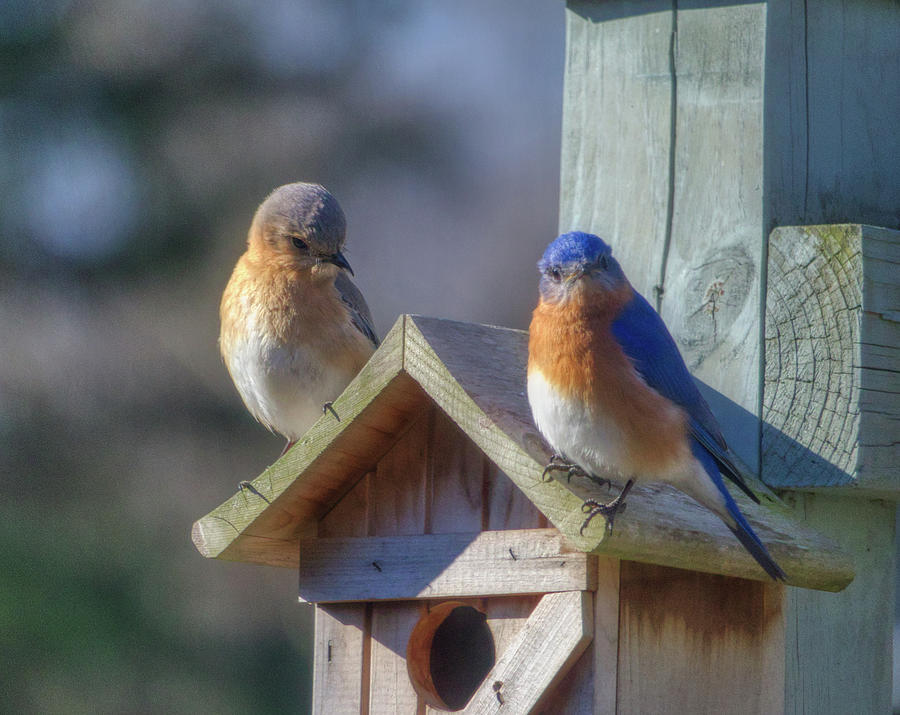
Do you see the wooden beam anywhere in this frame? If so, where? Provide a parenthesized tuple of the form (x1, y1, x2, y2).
(536, 557, 621, 714)
(658, 3, 768, 470)
(312, 603, 368, 715)
(582, 480, 853, 592)
(559, 1, 672, 300)
(298, 529, 596, 603)
(462, 590, 593, 714)
(368, 602, 421, 713)
(561, 3, 770, 472)
(764, 0, 900, 232)
(764, 224, 900, 495)
(783, 492, 896, 714)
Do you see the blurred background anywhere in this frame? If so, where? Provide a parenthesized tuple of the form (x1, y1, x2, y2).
(1, 0, 564, 712)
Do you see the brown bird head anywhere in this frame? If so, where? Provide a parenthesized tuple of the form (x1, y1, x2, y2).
(247, 182, 354, 276)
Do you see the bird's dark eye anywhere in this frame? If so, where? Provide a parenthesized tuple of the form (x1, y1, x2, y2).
(291, 236, 309, 252)
(598, 254, 609, 270)
(549, 267, 562, 282)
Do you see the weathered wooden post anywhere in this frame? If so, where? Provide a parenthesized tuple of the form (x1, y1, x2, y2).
(764, 223, 898, 712)
(561, 2, 899, 712)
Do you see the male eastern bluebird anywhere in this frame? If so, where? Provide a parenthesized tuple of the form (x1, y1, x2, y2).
(219, 182, 378, 456)
(527, 231, 785, 581)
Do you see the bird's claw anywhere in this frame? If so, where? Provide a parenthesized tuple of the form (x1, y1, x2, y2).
(566, 465, 590, 482)
(578, 479, 635, 535)
(579, 499, 626, 535)
(584, 473, 612, 491)
(541, 454, 589, 483)
(541, 454, 566, 482)
(238, 480, 271, 504)
(323, 401, 340, 421)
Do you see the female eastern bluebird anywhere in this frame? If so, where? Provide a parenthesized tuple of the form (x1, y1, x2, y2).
(219, 182, 378, 455)
(527, 231, 785, 581)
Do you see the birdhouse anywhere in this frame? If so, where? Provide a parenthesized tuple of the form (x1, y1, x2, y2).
(193, 314, 865, 713)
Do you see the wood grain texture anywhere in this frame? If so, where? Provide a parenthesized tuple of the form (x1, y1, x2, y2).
(563, 0, 900, 474)
(537, 557, 620, 715)
(462, 591, 592, 714)
(313, 603, 368, 715)
(483, 596, 541, 667)
(535, 630, 594, 715)
(555, 3, 899, 712)
(400, 316, 608, 552)
(764, 224, 900, 493)
(591, 558, 620, 715)
(320, 404, 547, 547)
(484, 457, 548, 532)
(403, 316, 851, 590)
(783, 492, 896, 715)
(370, 406, 429, 537)
(453, 595, 542, 715)
(368, 602, 421, 713)
(298, 529, 595, 603)
(419, 596, 543, 715)
(561, 3, 769, 472)
(560, 1, 673, 299)
(361, 416, 427, 713)
(764, 0, 900, 232)
(659, 3, 767, 472)
(617, 561, 785, 714)
(319, 472, 370, 538)
(428, 408, 487, 534)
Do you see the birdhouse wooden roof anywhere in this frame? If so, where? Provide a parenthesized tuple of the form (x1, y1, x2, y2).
(192, 314, 853, 591)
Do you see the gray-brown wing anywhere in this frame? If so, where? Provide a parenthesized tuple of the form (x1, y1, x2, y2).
(334, 271, 379, 347)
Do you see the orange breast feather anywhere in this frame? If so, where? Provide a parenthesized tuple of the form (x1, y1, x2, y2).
(220, 254, 372, 376)
(528, 284, 689, 475)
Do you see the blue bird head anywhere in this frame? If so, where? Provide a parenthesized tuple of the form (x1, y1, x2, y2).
(537, 231, 626, 302)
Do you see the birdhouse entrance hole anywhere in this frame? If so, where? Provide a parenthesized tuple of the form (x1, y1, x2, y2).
(406, 601, 496, 711)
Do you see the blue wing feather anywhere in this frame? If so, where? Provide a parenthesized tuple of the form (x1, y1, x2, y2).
(611, 290, 758, 502)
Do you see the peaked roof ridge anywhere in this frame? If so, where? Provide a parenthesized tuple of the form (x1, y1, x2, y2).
(192, 314, 854, 591)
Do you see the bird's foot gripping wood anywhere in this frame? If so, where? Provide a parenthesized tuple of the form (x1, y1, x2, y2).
(579, 479, 634, 535)
(542, 454, 598, 484)
(322, 401, 340, 421)
(238, 480, 271, 504)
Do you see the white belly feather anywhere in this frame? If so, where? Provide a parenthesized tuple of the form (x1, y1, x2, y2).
(528, 369, 731, 523)
(526, 368, 629, 477)
(225, 314, 355, 441)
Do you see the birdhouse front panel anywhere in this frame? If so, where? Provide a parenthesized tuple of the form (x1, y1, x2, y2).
(310, 403, 579, 713)
(314, 403, 549, 541)
(304, 398, 788, 714)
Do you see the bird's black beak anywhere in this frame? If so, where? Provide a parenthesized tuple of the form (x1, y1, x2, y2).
(327, 250, 354, 276)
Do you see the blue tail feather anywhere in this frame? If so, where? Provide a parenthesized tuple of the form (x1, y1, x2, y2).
(691, 442, 786, 581)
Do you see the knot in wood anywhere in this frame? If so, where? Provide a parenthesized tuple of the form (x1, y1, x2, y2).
(670, 244, 755, 369)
